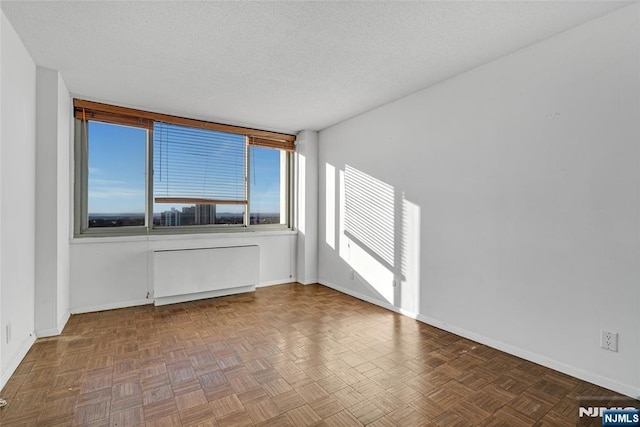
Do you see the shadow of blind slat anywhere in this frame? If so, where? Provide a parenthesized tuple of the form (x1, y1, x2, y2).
(344, 165, 395, 266)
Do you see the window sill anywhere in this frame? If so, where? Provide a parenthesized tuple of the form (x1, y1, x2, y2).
(70, 227, 297, 244)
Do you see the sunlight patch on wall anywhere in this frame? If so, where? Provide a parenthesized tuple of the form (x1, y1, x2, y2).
(344, 165, 395, 266)
(400, 195, 421, 314)
(349, 238, 395, 303)
(325, 163, 335, 249)
(339, 169, 347, 261)
(297, 153, 306, 234)
(338, 165, 395, 304)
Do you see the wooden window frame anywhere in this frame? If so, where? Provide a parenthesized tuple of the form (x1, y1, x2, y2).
(74, 99, 295, 236)
(74, 99, 295, 151)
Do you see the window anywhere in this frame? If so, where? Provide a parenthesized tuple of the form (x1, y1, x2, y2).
(74, 99, 294, 235)
(87, 121, 147, 228)
(249, 146, 287, 225)
(153, 123, 247, 227)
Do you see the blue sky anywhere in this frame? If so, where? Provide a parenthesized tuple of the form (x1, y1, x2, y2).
(88, 122, 146, 214)
(88, 121, 281, 215)
(249, 146, 282, 215)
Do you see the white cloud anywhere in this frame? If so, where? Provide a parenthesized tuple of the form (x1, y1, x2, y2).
(89, 187, 144, 199)
(89, 178, 127, 185)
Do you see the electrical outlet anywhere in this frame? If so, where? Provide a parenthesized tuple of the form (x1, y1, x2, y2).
(601, 329, 618, 352)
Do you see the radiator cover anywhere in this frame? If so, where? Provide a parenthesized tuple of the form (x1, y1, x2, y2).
(152, 245, 259, 306)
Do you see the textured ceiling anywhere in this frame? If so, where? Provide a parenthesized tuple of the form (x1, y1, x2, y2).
(1, 1, 631, 133)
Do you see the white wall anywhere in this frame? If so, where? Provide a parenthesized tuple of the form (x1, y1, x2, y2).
(70, 232, 297, 313)
(0, 10, 37, 388)
(56, 72, 71, 329)
(35, 66, 71, 337)
(296, 130, 319, 284)
(35, 67, 57, 335)
(318, 4, 640, 398)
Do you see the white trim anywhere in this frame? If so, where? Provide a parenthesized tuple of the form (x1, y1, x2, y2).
(58, 310, 70, 333)
(68, 279, 291, 312)
(70, 229, 297, 245)
(71, 298, 153, 314)
(319, 280, 640, 400)
(412, 312, 640, 400)
(154, 286, 255, 306)
(0, 334, 36, 391)
(320, 279, 397, 311)
(35, 311, 70, 338)
(35, 328, 59, 338)
(257, 279, 296, 288)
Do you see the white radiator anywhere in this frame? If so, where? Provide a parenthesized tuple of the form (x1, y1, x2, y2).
(153, 245, 259, 306)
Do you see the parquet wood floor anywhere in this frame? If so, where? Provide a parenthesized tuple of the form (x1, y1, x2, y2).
(0, 283, 635, 426)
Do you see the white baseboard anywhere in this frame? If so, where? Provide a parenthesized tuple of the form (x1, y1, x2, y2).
(412, 311, 640, 400)
(71, 298, 153, 314)
(35, 310, 71, 338)
(36, 327, 60, 338)
(257, 279, 296, 288)
(320, 279, 397, 310)
(319, 280, 640, 400)
(68, 281, 280, 312)
(0, 334, 36, 391)
(57, 310, 70, 334)
(154, 285, 255, 306)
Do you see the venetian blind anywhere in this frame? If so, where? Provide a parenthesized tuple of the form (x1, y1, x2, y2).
(153, 122, 247, 205)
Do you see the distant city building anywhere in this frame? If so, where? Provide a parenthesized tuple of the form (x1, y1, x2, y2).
(181, 206, 195, 225)
(195, 204, 216, 225)
(158, 204, 221, 227)
(161, 208, 181, 226)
